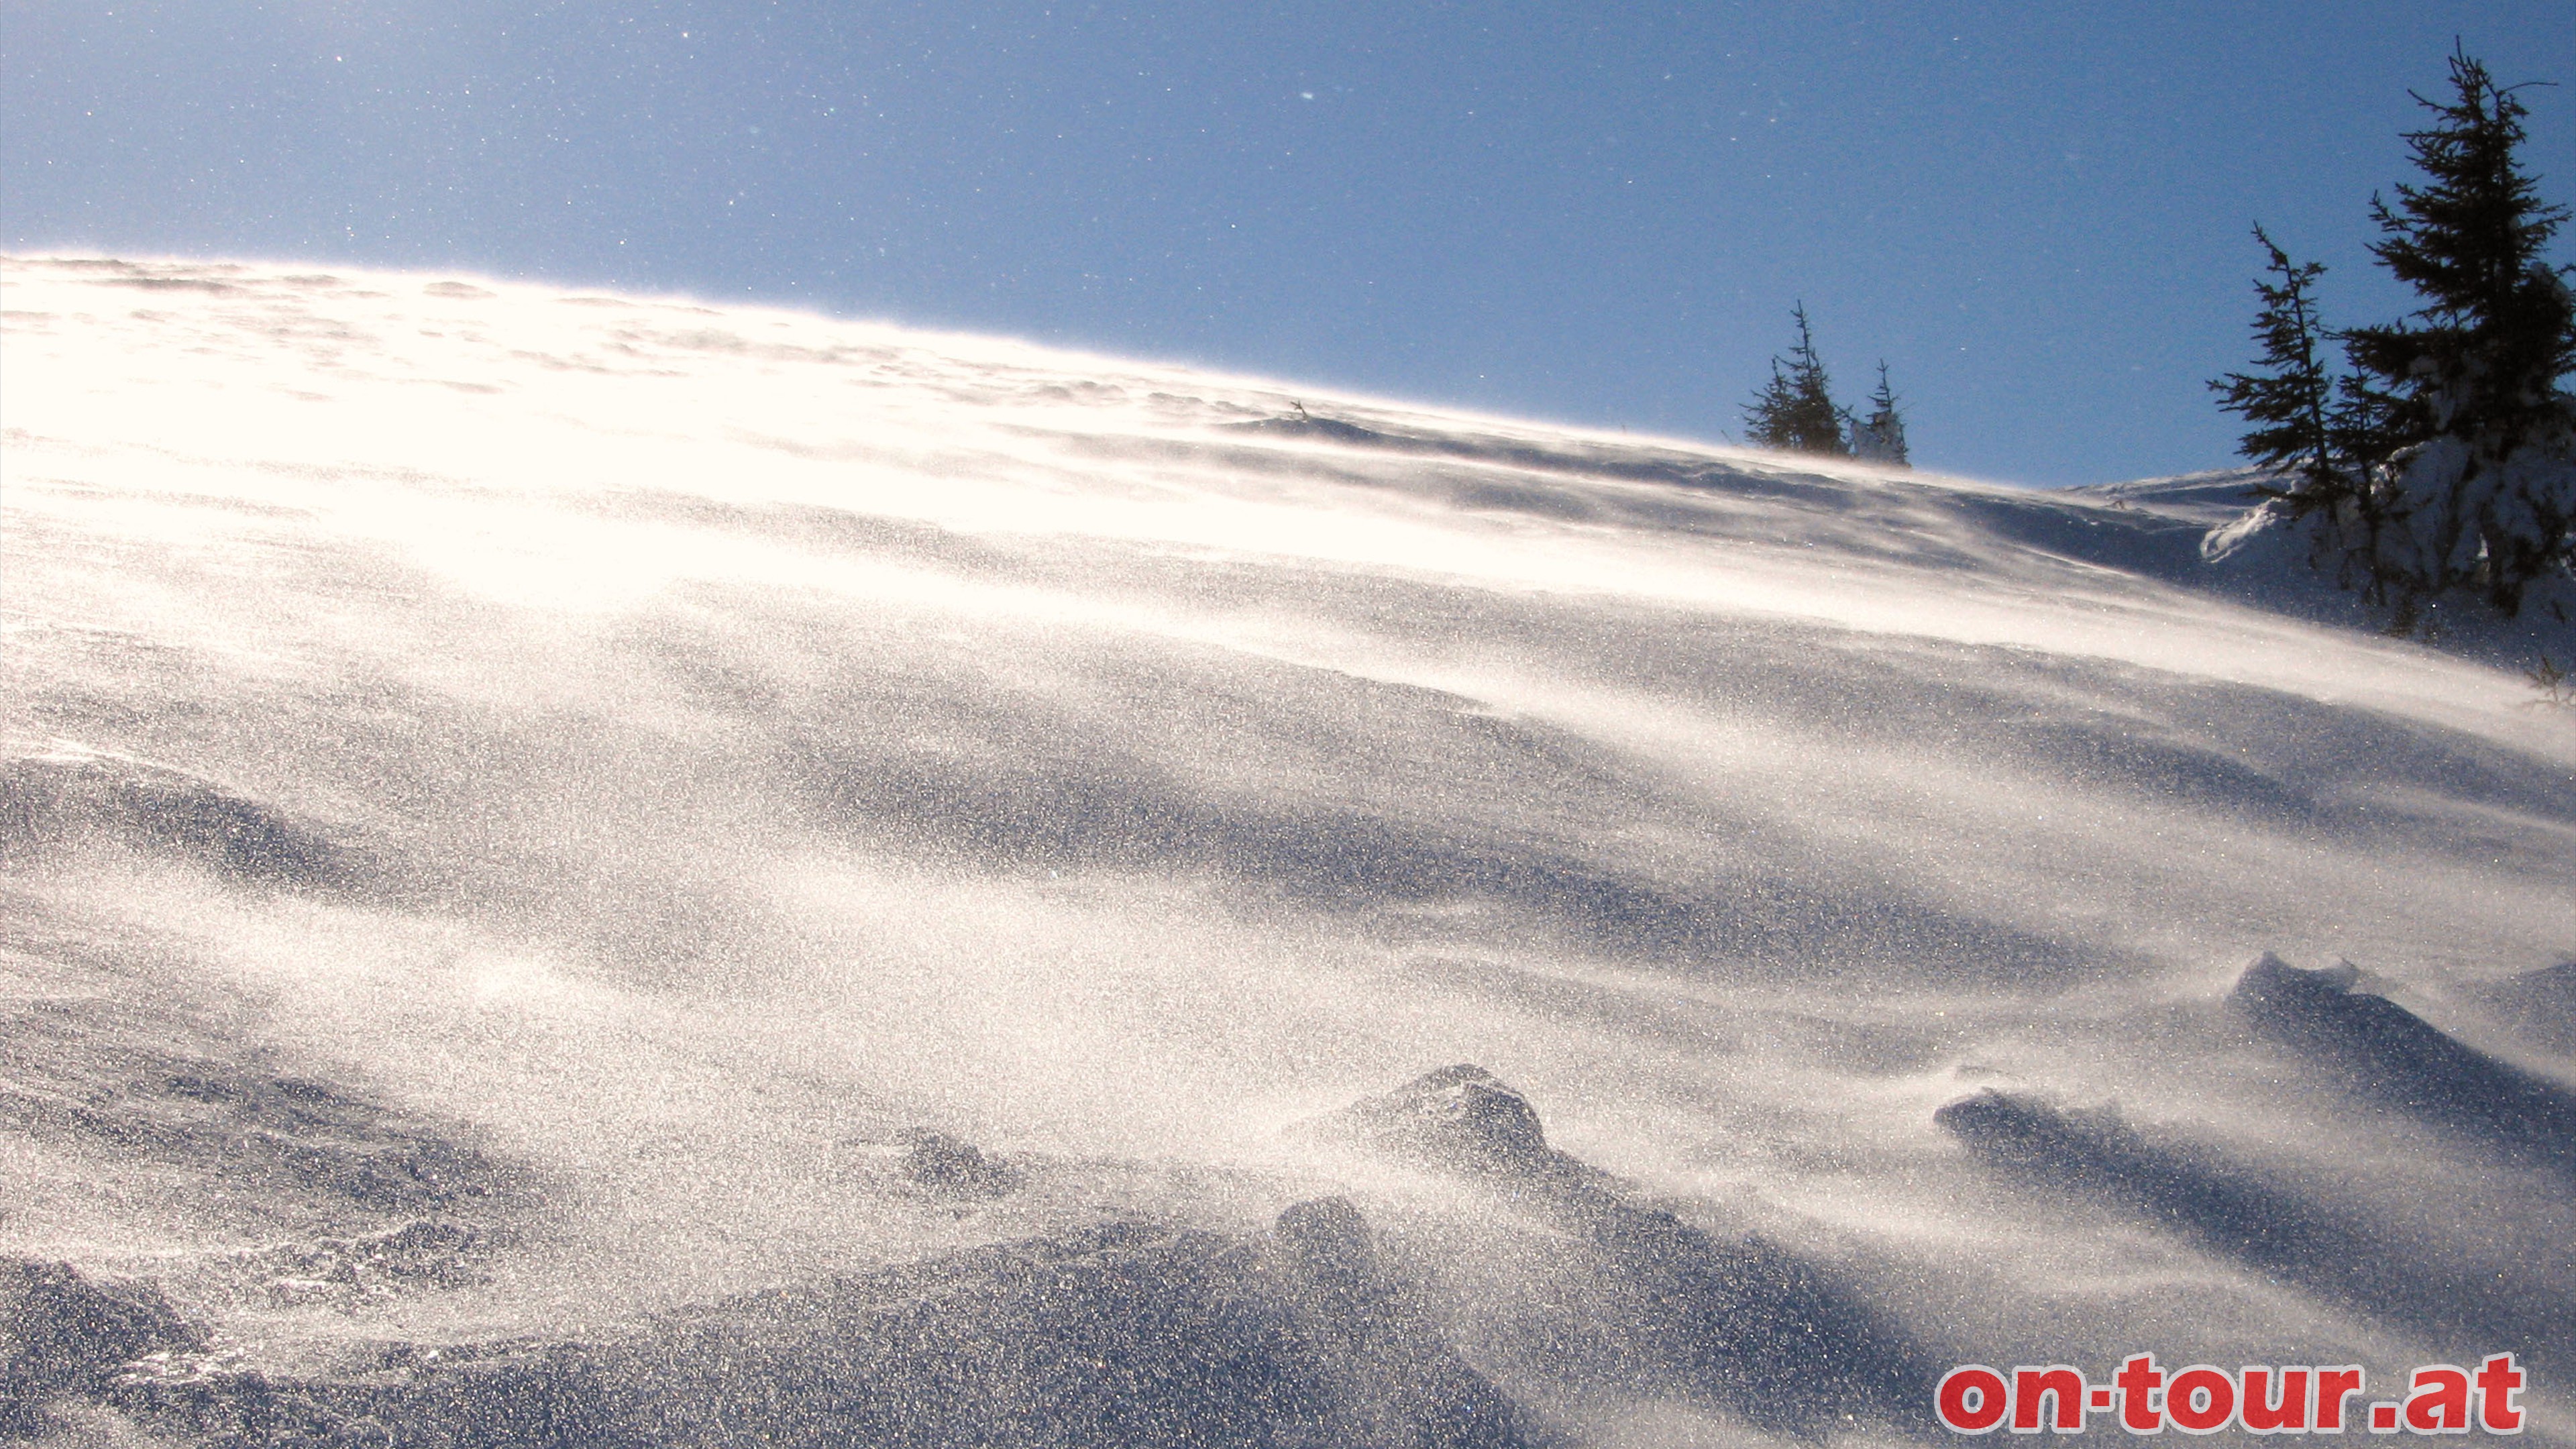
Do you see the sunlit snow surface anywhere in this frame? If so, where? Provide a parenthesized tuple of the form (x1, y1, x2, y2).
(3, 257, 2573, 1443)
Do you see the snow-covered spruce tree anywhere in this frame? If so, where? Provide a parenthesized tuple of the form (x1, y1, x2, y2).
(2332, 49, 2576, 617)
(1743, 303, 1852, 456)
(1849, 361, 1909, 465)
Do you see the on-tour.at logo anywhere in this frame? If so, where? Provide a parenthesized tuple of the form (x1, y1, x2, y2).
(1937, 1355, 2528, 1436)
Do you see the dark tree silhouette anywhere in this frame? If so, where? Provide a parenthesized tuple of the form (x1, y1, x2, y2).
(1851, 361, 1909, 466)
(2212, 225, 2349, 511)
(2343, 50, 2573, 458)
(1743, 304, 1851, 457)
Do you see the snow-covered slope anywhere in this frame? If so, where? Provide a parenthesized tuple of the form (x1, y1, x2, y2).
(3, 257, 2572, 1446)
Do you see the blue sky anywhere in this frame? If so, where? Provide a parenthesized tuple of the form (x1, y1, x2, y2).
(6, 2, 2571, 485)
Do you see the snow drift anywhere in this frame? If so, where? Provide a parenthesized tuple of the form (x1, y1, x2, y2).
(3, 256, 2573, 1445)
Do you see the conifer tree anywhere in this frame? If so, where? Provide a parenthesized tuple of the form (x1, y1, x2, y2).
(1742, 360, 1802, 450)
(1743, 303, 1852, 456)
(2334, 47, 2576, 613)
(2344, 50, 2573, 451)
(1851, 361, 1909, 465)
(2210, 225, 2348, 511)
